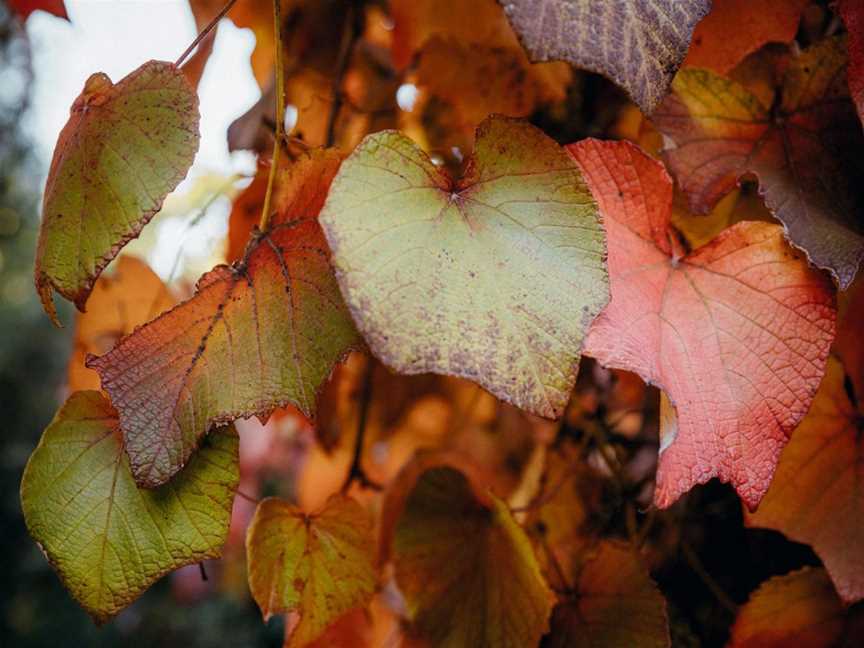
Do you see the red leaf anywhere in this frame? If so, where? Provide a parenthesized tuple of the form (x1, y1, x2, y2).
(7, 0, 67, 20)
(839, 0, 864, 127)
(568, 139, 836, 509)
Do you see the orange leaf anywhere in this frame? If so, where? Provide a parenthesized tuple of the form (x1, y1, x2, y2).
(545, 542, 670, 648)
(653, 37, 864, 288)
(68, 256, 175, 393)
(684, 0, 808, 74)
(569, 139, 836, 509)
(225, 166, 268, 263)
(747, 356, 864, 604)
(88, 150, 360, 488)
(728, 568, 853, 648)
(839, 0, 864, 126)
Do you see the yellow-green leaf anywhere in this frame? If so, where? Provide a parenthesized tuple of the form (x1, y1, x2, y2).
(20, 391, 238, 623)
(319, 115, 608, 418)
(35, 60, 199, 324)
(387, 463, 554, 647)
(246, 494, 376, 648)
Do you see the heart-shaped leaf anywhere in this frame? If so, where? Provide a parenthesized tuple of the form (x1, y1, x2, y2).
(35, 60, 199, 324)
(20, 391, 238, 623)
(319, 115, 608, 418)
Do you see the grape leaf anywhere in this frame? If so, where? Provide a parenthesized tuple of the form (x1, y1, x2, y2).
(499, 0, 710, 113)
(683, 0, 807, 74)
(839, 0, 864, 126)
(652, 37, 864, 289)
(728, 568, 853, 648)
(34, 60, 199, 324)
(381, 457, 554, 647)
(569, 139, 836, 509)
(319, 115, 608, 419)
(89, 150, 360, 488)
(747, 356, 864, 604)
(20, 391, 238, 623)
(7, 0, 67, 20)
(68, 256, 175, 392)
(246, 494, 376, 648)
(545, 542, 670, 648)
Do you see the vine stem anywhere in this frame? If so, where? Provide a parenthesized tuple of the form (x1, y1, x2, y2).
(175, 0, 238, 68)
(340, 357, 381, 493)
(325, 2, 362, 147)
(258, 0, 287, 232)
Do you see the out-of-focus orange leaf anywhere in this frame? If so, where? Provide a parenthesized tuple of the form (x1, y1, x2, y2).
(569, 138, 836, 510)
(225, 166, 268, 262)
(727, 568, 852, 648)
(545, 542, 670, 648)
(839, 0, 864, 126)
(747, 356, 864, 604)
(180, 28, 217, 89)
(653, 37, 864, 289)
(68, 256, 175, 392)
(684, 0, 807, 74)
(381, 456, 554, 647)
(246, 494, 376, 648)
(89, 150, 359, 488)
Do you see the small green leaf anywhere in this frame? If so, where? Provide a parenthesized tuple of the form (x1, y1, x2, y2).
(246, 494, 376, 648)
(320, 115, 608, 418)
(387, 463, 554, 648)
(20, 391, 238, 623)
(35, 60, 199, 324)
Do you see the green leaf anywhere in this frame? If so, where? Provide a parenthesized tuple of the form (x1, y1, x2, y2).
(245, 494, 376, 648)
(20, 391, 238, 623)
(386, 462, 554, 648)
(35, 60, 199, 324)
(319, 115, 608, 418)
(499, 0, 711, 113)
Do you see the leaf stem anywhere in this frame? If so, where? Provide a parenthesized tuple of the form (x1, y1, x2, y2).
(175, 0, 237, 68)
(680, 538, 738, 615)
(258, 0, 287, 232)
(340, 357, 381, 493)
(325, 2, 363, 147)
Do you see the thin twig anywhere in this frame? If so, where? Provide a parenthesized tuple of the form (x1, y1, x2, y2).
(510, 463, 572, 514)
(175, 0, 237, 68)
(340, 357, 381, 493)
(680, 539, 738, 615)
(198, 562, 209, 582)
(258, 0, 287, 232)
(235, 489, 260, 504)
(325, 2, 362, 147)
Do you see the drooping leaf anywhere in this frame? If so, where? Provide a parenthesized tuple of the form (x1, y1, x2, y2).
(683, 0, 807, 74)
(319, 115, 608, 419)
(568, 139, 836, 509)
(89, 150, 360, 488)
(68, 256, 175, 392)
(382, 457, 554, 647)
(839, 0, 864, 126)
(7, 0, 67, 20)
(20, 391, 239, 623)
(747, 356, 864, 604)
(499, 0, 711, 113)
(728, 568, 852, 648)
(545, 542, 670, 648)
(652, 37, 864, 288)
(35, 60, 199, 324)
(245, 494, 376, 648)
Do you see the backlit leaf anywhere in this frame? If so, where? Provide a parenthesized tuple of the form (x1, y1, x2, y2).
(89, 150, 360, 488)
(319, 115, 608, 418)
(545, 542, 670, 648)
(383, 458, 554, 647)
(7, 0, 67, 20)
(246, 494, 376, 648)
(569, 139, 836, 509)
(683, 0, 807, 74)
(20, 391, 239, 623)
(500, 0, 711, 113)
(747, 356, 864, 604)
(728, 568, 849, 648)
(653, 37, 864, 288)
(67, 256, 175, 392)
(35, 60, 199, 324)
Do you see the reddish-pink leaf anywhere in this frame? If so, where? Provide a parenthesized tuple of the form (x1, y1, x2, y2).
(7, 0, 67, 20)
(839, 0, 864, 126)
(568, 139, 836, 509)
